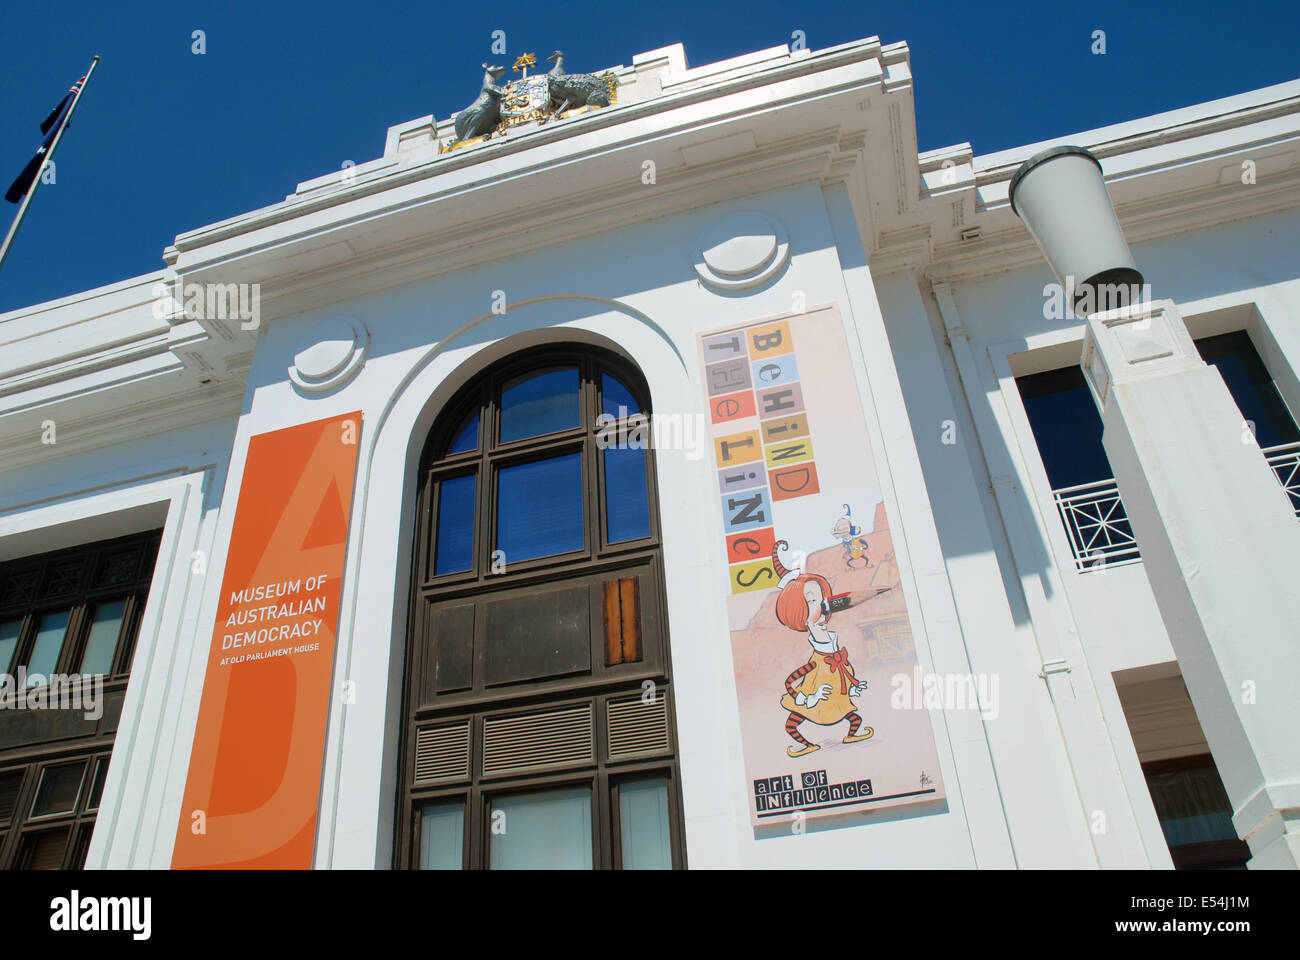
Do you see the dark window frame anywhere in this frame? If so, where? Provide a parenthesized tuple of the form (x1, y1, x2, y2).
(0, 530, 160, 869)
(0, 531, 159, 684)
(1195, 330, 1300, 449)
(1140, 753, 1250, 870)
(397, 347, 685, 870)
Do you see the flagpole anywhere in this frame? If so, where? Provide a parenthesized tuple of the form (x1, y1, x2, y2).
(0, 55, 101, 276)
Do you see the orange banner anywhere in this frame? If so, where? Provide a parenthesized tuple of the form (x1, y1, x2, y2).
(172, 412, 361, 869)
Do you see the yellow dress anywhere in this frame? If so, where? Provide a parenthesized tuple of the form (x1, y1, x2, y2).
(780, 646, 860, 726)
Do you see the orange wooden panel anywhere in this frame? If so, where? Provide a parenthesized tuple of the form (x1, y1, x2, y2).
(602, 579, 623, 666)
(619, 577, 640, 664)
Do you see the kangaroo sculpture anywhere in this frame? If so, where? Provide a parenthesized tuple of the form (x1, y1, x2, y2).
(453, 64, 508, 141)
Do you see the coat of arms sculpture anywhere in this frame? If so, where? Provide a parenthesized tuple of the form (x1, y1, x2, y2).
(443, 50, 618, 152)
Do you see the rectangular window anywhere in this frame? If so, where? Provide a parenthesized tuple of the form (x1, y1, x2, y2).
(0, 530, 160, 869)
(603, 447, 651, 544)
(0, 620, 19, 674)
(418, 801, 465, 870)
(31, 761, 87, 819)
(488, 785, 593, 870)
(1141, 755, 1250, 869)
(406, 350, 680, 871)
(1016, 366, 1140, 570)
(80, 600, 127, 676)
(433, 474, 477, 575)
(496, 453, 585, 561)
(26, 610, 71, 683)
(1195, 331, 1300, 449)
(616, 776, 672, 870)
(1195, 330, 1300, 517)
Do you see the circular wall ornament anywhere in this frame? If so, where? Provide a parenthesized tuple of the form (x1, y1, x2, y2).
(288, 316, 369, 394)
(693, 213, 790, 291)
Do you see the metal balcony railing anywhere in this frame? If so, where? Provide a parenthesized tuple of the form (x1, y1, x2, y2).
(1052, 478, 1142, 571)
(1053, 445, 1300, 573)
(1263, 441, 1300, 517)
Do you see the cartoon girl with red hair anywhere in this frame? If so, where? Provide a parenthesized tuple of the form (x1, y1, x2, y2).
(772, 540, 874, 758)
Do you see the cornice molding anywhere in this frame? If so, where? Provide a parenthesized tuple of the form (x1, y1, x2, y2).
(921, 166, 1300, 284)
(0, 378, 244, 472)
(169, 39, 889, 260)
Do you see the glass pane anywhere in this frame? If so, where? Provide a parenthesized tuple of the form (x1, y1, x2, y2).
(67, 824, 93, 869)
(0, 769, 22, 822)
(446, 410, 479, 456)
(601, 372, 641, 420)
(619, 777, 672, 870)
(1017, 367, 1114, 489)
(434, 474, 476, 575)
(1196, 331, 1300, 448)
(0, 619, 20, 673)
(31, 761, 87, 818)
(1146, 764, 1238, 847)
(604, 447, 651, 543)
(87, 759, 109, 811)
(26, 609, 70, 684)
(497, 454, 584, 562)
(80, 599, 126, 676)
(489, 785, 592, 869)
(499, 368, 580, 443)
(418, 802, 464, 870)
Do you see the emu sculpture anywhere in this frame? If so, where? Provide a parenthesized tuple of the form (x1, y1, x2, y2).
(543, 51, 611, 121)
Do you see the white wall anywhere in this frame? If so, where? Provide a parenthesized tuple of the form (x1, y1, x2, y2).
(873, 204, 1300, 869)
(158, 178, 1028, 868)
(0, 414, 239, 867)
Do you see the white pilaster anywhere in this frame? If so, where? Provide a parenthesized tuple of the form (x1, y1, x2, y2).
(1082, 298, 1300, 869)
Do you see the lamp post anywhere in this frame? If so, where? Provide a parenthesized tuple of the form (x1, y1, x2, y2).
(1010, 146, 1300, 870)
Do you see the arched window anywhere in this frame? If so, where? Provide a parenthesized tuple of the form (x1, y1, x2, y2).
(398, 346, 685, 869)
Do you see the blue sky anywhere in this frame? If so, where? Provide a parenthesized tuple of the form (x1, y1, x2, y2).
(1, 0, 1297, 313)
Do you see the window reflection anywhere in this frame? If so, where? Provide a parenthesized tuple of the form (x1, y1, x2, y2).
(499, 368, 580, 443)
(446, 410, 479, 455)
(497, 455, 584, 561)
(489, 786, 592, 869)
(619, 777, 672, 869)
(0, 620, 20, 674)
(601, 373, 641, 420)
(434, 475, 476, 575)
(26, 610, 69, 684)
(80, 600, 126, 676)
(604, 447, 650, 543)
(419, 802, 465, 870)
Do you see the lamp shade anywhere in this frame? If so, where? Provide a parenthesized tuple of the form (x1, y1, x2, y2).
(1009, 145, 1143, 314)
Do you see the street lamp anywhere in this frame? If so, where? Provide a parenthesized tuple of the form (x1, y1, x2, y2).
(1009, 145, 1143, 314)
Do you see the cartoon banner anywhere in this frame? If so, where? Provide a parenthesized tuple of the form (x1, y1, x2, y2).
(698, 305, 944, 826)
(172, 412, 361, 868)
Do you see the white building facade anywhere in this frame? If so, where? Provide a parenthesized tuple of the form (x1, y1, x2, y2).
(0, 35, 1297, 870)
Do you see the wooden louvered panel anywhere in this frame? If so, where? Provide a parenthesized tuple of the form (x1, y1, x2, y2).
(482, 704, 593, 777)
(414, 722, 471, 785)
(19, 829, 68, 869)
(607, 691, 670, 760)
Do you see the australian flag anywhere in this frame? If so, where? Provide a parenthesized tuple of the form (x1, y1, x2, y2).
(5, 77, 83, 204)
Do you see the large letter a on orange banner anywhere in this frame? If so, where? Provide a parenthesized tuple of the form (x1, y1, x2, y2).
(172, 412, 361, 868)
